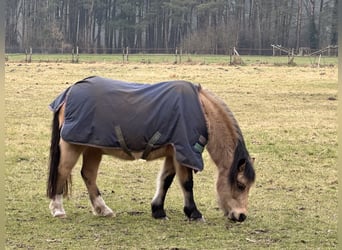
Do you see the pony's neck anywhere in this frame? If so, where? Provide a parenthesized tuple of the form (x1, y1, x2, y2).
(199, 89, 239, 170)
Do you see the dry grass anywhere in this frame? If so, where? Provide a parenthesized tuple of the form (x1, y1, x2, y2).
(5, 62, 337, 249)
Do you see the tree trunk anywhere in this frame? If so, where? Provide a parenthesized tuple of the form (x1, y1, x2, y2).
(295, 0, 303, 50)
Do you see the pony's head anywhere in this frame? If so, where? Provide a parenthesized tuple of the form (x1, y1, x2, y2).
(198, 87, 256, 222)
(217, 140, 256, 222)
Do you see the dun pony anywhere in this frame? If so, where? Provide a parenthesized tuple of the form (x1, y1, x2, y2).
(47, 76, 255, 223)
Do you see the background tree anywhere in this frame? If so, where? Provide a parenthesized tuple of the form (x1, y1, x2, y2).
(5, 0, 337, 54)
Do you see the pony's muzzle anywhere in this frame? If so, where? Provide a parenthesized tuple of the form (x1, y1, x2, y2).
(228, 212, 247, 222)
(236, 213, 247, 222)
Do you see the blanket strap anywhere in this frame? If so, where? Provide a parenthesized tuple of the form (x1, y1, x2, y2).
(141, 131, 162, 159)
(114, 125, 133, 158)
(194, 135, 207, 153)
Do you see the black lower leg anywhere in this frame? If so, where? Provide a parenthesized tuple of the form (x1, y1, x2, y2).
(182, 172, 202, 220)
(151, 204, 166, 219)
(151, 173, 175, 219)
(184, 205, 202, 220)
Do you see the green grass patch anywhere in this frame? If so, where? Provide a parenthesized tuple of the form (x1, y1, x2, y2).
(5, 63, 337, 249)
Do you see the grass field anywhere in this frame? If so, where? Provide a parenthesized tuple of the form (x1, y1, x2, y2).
(5, 61, 337, 249)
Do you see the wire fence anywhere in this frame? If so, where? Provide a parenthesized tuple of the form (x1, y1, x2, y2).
(5, 46, 338, 67)
(5, 45, 339, 55)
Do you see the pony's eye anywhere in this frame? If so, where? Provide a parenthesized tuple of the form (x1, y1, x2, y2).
(237, 182, 246, 191)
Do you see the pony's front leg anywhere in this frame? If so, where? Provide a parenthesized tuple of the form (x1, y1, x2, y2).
(81, 148, 114, 217)
(176, 164, 204, 221)
(151, 156, 176, 219)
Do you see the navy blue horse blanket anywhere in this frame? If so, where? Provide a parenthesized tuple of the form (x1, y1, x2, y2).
(49, 76, 208, 171)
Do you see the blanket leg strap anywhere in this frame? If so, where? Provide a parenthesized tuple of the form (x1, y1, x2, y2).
(194, 135, 207, 153)
(114, 125, 133, 158)
(141, 131, 162, 159)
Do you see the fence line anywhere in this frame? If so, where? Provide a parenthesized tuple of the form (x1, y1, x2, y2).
(5, 46, 338, 67)
(5, 45, 338, 56)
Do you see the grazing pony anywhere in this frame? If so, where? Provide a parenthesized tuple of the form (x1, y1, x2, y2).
(47, 77, 255, 222)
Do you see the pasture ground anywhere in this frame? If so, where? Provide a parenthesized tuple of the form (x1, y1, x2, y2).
(5, 62, 337, 249)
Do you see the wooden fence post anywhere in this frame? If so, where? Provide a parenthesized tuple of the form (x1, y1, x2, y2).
(231, 47, 244, 65)
(175, 47, 178, 64)
(179, 47, 182, 64)
(29, 47, 32, 62)
(122, 47, 129, 63)
(317, 54, 321, 68)
(76, 46, 79, 63)
(288, 48, 295, 64)
(126, 46, 129, 62)
(26, 47, 32, 63)
(72, 48, 75, 63)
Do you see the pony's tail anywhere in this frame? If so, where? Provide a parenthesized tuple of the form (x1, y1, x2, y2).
(47, 110, 71, 199)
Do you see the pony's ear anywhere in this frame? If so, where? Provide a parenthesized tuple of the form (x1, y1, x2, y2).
(238, 159, 246, 172)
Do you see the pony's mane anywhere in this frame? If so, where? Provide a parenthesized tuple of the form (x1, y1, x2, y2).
(199, 87, 255, 186)
(199, 87, 240, 145)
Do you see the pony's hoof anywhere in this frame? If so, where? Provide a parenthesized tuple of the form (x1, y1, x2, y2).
(156, 216, 169, 220)
(93, 206, 114, 217)
(51, 209, 66, 218)
(197, 216, 206, 222)
(189, 216, 206, 222)
(103, 210, 115, 217)
(54, 212, 67, 218)
(49, 196, 66, 218)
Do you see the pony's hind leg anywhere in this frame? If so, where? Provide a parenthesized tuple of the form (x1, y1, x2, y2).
(81, 147, 114, 217)
(175, 163, 204, 221)
(151, 156, 176, 219)
(49, 140, 83, 218)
